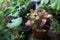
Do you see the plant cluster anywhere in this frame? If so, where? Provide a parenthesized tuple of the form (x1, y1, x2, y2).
(25, 8, 53, 30)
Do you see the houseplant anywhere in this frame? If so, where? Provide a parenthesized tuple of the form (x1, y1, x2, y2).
(25, 8, 53, 39)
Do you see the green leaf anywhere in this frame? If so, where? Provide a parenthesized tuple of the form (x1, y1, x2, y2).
(50, 0, 55, 4)
(40, 0, 49, 4)
(0, 25, 4, 31)
(0, 13, 4, 17)
(20, 32, 25, 39)
(10, 11, 19, 17)
(0, 0, 6, 4)
(57, 0, 60, 10)
(19, 0, 24, 5)
(7, 17, 22, 28)
(11, 33, 15, 40)
(0, 29, 11, 40)
(50, 0, 60, 10)
(0, 7, 4, 17)
(44, 0, 49, 4)
(49, 1, 57, 9)
(0, 7, 3, 11)
(39, 0, 49, 8)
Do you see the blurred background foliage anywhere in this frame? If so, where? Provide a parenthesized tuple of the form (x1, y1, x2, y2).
(0, 0, 32, 40)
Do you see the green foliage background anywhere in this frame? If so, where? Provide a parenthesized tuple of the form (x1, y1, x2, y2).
(0, 0, 31, 40)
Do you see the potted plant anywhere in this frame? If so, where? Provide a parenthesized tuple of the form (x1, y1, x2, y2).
(25, 8, 53, 39)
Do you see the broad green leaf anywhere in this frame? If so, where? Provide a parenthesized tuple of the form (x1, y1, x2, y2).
(40, 0, 49, 4)
(50, 0, 55, 4)
(57, 0, 60, 10)
(50, 0, 60, 10)
(10, 11, 19, 17)
(40, 0, 45, 4)
(0, 7, 3, 11)
(6, 7, 15, 13)
(39, 0, 49, 8)
(44, 0, 49, 4)
(0, 13, 4, 17)
(11, 7, 15, 13)
(49, 1, 57, 9)
(19, 0, 24, 5)
(25, 1, 30, 7)
(7, 17, 22, 28)
(0, 0, 5, 4)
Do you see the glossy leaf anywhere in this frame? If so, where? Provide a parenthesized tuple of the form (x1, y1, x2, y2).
(7, 17, 22, 28)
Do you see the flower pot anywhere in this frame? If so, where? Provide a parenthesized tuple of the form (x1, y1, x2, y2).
(32, 29, 48, 39)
